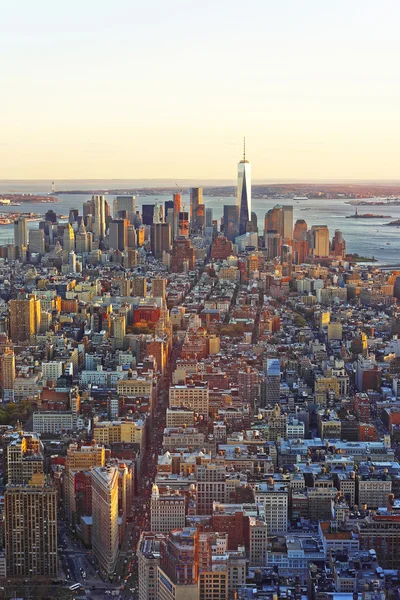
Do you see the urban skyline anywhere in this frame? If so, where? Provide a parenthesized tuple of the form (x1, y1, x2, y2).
(2, 2, 400, 599)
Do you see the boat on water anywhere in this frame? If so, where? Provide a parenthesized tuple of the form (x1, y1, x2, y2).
(293, 196, 309, 201)
(346, 213, 390, 219)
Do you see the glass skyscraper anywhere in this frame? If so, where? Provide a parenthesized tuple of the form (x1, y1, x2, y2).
(237, 142, 251, 236)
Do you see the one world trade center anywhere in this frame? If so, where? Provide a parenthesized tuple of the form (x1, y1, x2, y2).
(237, 139, 251, 236)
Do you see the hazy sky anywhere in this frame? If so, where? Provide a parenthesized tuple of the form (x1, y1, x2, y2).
(1, 0, 400, 180)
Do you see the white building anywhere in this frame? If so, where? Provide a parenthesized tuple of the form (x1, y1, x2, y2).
(150, 485, 186, 533)
(33, 411, 74, 434)
(42, 361, 63, 382)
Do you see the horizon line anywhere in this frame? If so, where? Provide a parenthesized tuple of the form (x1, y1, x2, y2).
(2, 178, 400, 185)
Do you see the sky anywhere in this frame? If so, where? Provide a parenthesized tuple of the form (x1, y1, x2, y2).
(1, 0, 400, 181)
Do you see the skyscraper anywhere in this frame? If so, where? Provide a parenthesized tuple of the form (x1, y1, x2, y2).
(63, 223, 75, 256)
(311, 225, 330, 257)
(113, 195, 136, 222)
(265, 205, 283, 236)
(171, 238, 195, 273)
(205, 207, 213, 228)
(5, 473, 58, 578)
(282, 205, 293, 241)
(91, 466, 119, 578)
(0, 349, 15, 401)
(292, 219, 309, 264)
(151, 223, 171, 258)
(14, 217, 27, 252)
(178, 211, 189, 238)
(190, 187, 204, 229)
(142, 204, 155, 226)
(223, 205, 239, 241)
(75, 220, 89, 254)
(9, 295, 40, 344)
(93, 194, 106, 242)
(265, 358, 281, 406)
(237, 140, 251, 236)
(332, 229, 346, 257)
(109, 219, 128, 251)
(173, 193, 182, 239)
(29, 229, 45, 254)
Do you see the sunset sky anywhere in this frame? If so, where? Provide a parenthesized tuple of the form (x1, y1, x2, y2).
(1, 0, 399, 180)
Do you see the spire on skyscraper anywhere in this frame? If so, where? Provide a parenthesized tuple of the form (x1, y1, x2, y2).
(237, 140, 251, 235)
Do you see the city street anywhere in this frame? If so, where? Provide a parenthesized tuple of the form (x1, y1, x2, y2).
(54, 340, 180, 599)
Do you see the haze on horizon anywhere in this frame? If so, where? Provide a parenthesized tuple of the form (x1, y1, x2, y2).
(1, 0, 399, 181)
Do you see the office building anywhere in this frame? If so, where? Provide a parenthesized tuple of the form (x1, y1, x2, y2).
(164, 199, 174, 222)
(190, 187, 204, 229)
(332, 229, 346, 257)
(113, 314, 126, 349)
(211, 235, 233, 260)
(14, 217, 27, 252)
(29, 229, 45, 254)
(68, 250, 76, 273)
(169, 382, 209, 416)
(205, 207, 213, 228)
(138, 532, 164, 600)
(264, 230, 282, 259)
(254, 479, 288, 533)
(127, 225, 137, 249)
(142, 204, 155, 226)
(265, 358, 281, 406)
(293, 219, 308, 241)
(358, 514, 400, 569)
(311, 225, 330, 257)
(150, 484, 186, 533)
(65, 442, 106, 522)
(282, 205, 293, 241)
(178, 211, 189, 238)
(63, 223, 75, 257)
(93, 419, 146, 450)
(0, 349, 15, 401)
(171, 238, 195, 273)
(153, 202, 164, 224)
(113, 195, 136, 222)
(264, 205, 283, 236)
(93, 194, 106, 242)
(151, 223, 171, 259)
(4, 474, 58, 578)
(66, 442, 106, 471)
(9, 295, 41, 344)
(157, 528, 199, 600)
(75, 221, 89, 253)
(237, 141, 251, 236)
(197, 462, 226, 514)
(91, 466, 119, 578)
(6, 431, 44, 485)
(223, 205, 239, 241)
(293, 219, 309, 264)
(249, 517, 268, 566)
(171, 193, 182, 240)
(109, 218, 128, 251)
